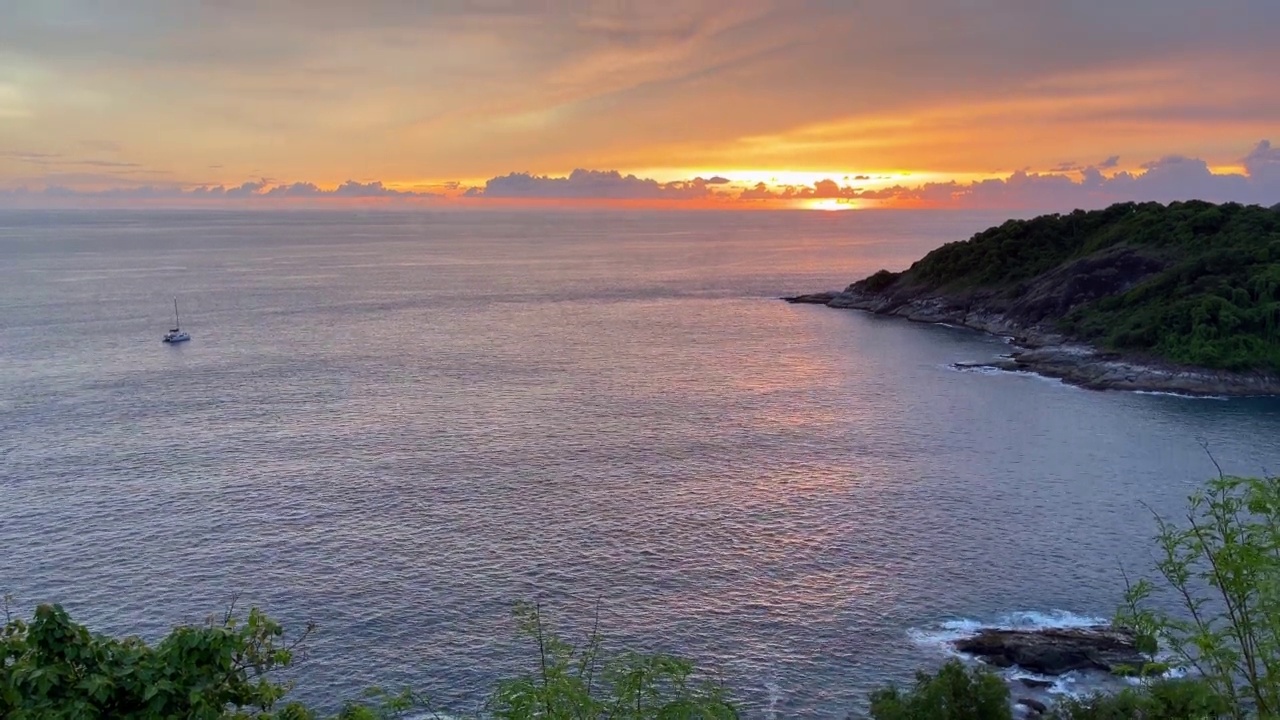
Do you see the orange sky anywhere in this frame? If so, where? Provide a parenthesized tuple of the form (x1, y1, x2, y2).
(1, 2, 1278, 209)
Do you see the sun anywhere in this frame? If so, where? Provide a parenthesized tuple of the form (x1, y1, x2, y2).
(800, 198, 859, 211)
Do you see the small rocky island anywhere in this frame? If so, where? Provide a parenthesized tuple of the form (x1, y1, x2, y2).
(952, 625, 1147, 676)
(786, 200, 1280, 396)
(946, 623, 1154, 717)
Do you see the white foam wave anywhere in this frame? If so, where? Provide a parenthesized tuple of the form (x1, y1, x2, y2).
(908, 609, 1108, 657)
(996, 610, 1109, 629)
(944, 362, 1082, 390)
(763, 675, 783, 719)
(909, 610, 1183, 705)
(906, 619, 981, 657)
(1040, 671, 1092, 698)
(952, 364, 1234, 401)
(1013, 371, 1083, 390)
(1003, 669, 1097, 700)
(1132, 390, 1229, 401)
(947, 363, 1003, 376)
(1117, 645, 1191, 686)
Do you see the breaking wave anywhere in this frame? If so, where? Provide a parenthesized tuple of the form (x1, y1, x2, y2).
(908, 610, 1120, 701)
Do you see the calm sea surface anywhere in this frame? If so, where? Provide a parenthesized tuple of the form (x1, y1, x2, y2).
(2, 209, 1279, 717)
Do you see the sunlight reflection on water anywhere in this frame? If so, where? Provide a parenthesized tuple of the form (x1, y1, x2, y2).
(2, 209, 1279, 717)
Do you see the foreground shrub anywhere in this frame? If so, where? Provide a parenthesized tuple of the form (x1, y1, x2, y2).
(1047, 678, 1231, 719)
(862, 662, 1235, 720)
(0, 599, 318, 719)
(0, 596, 735, 719)
(867, 659, 1011, 720)
(1117, 473, 1280, 719)
(866, 472, 1277, 719)
(486, 601, 737, 719)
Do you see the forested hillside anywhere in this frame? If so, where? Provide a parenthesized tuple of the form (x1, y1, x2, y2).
(859, 201, 1280, 371)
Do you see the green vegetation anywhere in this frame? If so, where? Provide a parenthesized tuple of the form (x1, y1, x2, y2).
(9, 471, 1280, 718)
(867, 471, 1280, 720)
(1047, 679, 1231, 720)
(866, 660, 1227, 720)
(869, 200, 1280, 371)
(867, 660, 1011, 720)
(0, 597, 735, 719)
(487, 602, 736, 720)
(1116, 472, 1280, 718)
(0, 598, 357, 720)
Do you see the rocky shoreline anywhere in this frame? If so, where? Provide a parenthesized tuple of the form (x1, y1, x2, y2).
(946, 623, 1155, 717)
(783, 288, 1280, 397)
(952, 625, 1148, 676)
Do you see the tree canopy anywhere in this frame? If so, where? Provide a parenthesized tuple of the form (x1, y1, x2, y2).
(875, 201, 1280, 371)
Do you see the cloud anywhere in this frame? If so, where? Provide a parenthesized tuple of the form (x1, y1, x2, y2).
(811, 179, 842, 198)
(1, 150, 62, 164)
(264, 181, 320, 197)
(3, 141, 1277, 211)
(79, 139, 122, 152)
(225, 180, 268, 198)
(334, 180, 412, 197)
(468, 168, 715, 199)
(1243, 140, 1280, 184)
(6, 0, 1277, 185)
(0, 171, 162, 188)
(0, 177, 444, 206)
(78, 159, 142, 168)
(738, 177, 862, 200)
(738, 182, 775, 200)
(0, 150, 151, 172)
(816, 140, 1279, 210)
(261, 180, 416, 198)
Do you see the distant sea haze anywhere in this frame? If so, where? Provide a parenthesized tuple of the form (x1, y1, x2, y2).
(2, 208, 1278, 718)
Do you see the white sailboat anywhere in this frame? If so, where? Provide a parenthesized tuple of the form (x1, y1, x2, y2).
(162, 297, 191, 344)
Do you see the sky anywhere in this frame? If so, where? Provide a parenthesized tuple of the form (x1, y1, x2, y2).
(1, 0, 1278, 210)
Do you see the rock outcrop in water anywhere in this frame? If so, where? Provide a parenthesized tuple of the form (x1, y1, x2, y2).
(783, 201, 1280, 397)
(785, 284, 1280, 397)
(952, 625, 1148, 676)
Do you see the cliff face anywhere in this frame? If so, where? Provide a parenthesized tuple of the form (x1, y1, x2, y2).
(784, 201, 1280, 396)
(832, 246, 1167, 342)
(789, 281, 1280, 396)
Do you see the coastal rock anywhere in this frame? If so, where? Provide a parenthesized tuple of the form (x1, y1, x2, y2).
(781, 292, 839, 304)
(1000, 247, 1166, 326)
(953, 626, 1146, 676)
(783, 203, 1280, 397)
(1017, 697, 1049, 715)
(793, 285, 1280, 397)
(1018, 677, 1055, 689)
(988, 346, 1280, 396)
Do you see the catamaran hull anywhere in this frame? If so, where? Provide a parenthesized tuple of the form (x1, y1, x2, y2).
(164, 298, 190, 343)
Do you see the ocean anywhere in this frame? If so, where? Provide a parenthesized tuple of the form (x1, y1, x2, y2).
(2, 208, 1278, 717)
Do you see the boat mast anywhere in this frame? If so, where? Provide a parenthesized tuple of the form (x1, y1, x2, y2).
(173, 297, 180, 329)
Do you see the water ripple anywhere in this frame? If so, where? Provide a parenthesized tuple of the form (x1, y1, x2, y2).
(3, 210, 1279, 717)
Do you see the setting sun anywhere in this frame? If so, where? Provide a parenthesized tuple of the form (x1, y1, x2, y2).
(801, 198, 860, 211)
(4, 2, 1280, 718)
(0, 2, 1275, 211)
